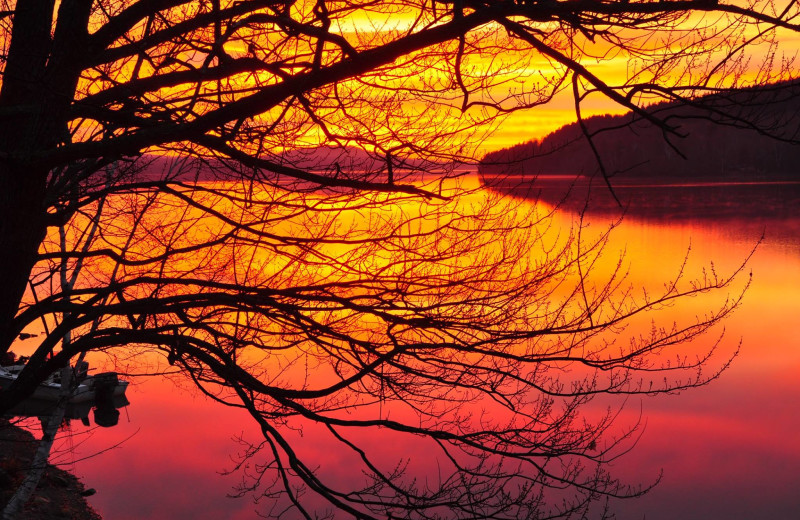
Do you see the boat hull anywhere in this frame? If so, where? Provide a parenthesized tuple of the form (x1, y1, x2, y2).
(0, 366, 129, 419)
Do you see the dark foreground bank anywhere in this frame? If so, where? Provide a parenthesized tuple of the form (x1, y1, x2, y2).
(0, 420, 101, 520)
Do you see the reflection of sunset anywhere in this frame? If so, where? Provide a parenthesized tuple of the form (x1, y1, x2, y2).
(4, 1, 800, 518)
(24, 174, 763, 515)
(37, 175, 798, 520)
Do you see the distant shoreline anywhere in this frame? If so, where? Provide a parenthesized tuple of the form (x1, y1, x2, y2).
(480, 174, 800, 188)
(478, 174, 800, 221)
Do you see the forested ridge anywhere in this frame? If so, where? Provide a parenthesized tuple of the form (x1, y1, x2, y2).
(479, 81, 800, 182)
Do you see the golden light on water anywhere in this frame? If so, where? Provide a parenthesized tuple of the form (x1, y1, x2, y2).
(27, 175, 751, 412)
(21, 174, 798, 520)
(7, 1, 800, 518)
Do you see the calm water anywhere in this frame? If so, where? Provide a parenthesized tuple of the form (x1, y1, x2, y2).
(26, 180, 800, 520)
(588, 215, 799, 519)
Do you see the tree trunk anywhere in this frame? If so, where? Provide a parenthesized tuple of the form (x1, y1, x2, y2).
(0, 0, 94, 419)
(0, 0, 56, 355)
(1, 368, 71, 520)
(0, 168, 49, 354)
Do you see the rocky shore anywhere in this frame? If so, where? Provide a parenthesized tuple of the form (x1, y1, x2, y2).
(0, 420, 101, 520)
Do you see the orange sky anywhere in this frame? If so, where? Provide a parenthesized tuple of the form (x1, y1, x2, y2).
(72, 1, 800, 160)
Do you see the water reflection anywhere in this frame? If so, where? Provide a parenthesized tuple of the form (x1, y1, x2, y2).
(23, 178, 800, 520)
(503, 177, 800, 520)
(485, 176, 800, 243)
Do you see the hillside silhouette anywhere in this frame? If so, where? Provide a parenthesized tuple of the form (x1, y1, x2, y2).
(480, 81, 800, 183)
(478, 82, 800, 218)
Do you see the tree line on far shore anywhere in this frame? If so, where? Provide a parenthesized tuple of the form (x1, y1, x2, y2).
(479, 82, 800, 183)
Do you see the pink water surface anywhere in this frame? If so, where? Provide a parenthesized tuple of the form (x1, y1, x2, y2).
(55, 201, 800, 520)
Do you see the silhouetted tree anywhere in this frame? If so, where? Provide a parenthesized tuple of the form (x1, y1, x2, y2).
(0, 0, 792, 517)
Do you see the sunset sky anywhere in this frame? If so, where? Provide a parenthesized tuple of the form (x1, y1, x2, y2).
(3, 2, 800, 519)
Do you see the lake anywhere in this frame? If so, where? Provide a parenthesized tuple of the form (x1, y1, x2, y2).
(17, 177, 800, 519)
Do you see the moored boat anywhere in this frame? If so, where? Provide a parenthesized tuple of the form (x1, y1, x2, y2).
(0, 363, 129, 427)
